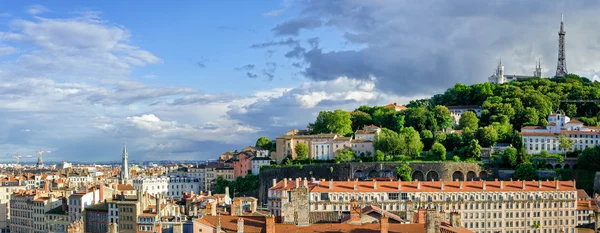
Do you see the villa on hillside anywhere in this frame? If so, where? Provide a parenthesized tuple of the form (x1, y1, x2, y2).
(520, 111, 600, 154)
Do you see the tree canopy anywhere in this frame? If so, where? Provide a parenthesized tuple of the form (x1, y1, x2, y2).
(577, 146, 600, 171)
(429, 142, 447, 161)
(255, 136, 273, 150)
(312, 109, 353, 136)
(335, 147, 355, 163)
(512, 162, 539, 180)
(294, 143, 309, 160)
(395, 163, 412, 181)
(458, 111, 479, 130)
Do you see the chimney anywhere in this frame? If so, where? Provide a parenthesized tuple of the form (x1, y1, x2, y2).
(329, 179, 333, 190)
(226, 186, 230, 198)
(311, 177, 315, 182)
(272, 178, 277, 188)
(354, 179, 358, 191)
(208, 190, 212, 196)
(417, 180, 421, 190)
(425, 209, 436, 233)
(522, 181, 526, 190)
(482, 180, 486, 190)
(349, 199, 361, 224)
(459, 181, 463, 190)
(440, 180, 444, 190)
(237, 218, 244, 233)
(374, 179, 378, 190)
(295, 178, 299, 188)
(380, 215, 389, 233)
(303, 178, 308, 187)
(283, 179, 288, 188)
(156, 194, 161, 219)
(500, 180, 504, 189)
(555, 180, 560, 190)
(397, 180, 402, 190)
(573, 179, 576, 188)
(538, 180, 542, 188)
(265, 215, 275, 233)
(450, 212, 461, 228)
(99, 184, 104, 202)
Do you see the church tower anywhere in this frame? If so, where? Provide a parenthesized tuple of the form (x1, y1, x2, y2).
(534, 59, 542, 77)
(490, 58, 505, 84)
(555, 14, 568, 77)
(120, 143, 129, 184)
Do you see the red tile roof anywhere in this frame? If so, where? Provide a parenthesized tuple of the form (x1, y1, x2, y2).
(520, 132, 557, 136)
(270, 179, 577, 193)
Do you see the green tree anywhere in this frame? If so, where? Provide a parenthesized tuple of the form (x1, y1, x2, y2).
(255, 136, 272, 150)
(351, 110, 373, 131)
(557, 134, 574, 157)
(566, 104, 577, 117)
(399, 127, 424, 157)
(312, 109, 353, 135)
(512, 162, 539, 180)
(432, 105, 453, 130)
(375, 150, 386, 162)
(429, 142, 447, 161)
(213, 176, 230, 193)
(420, 130, 434, 150)
(294, 143, 309, 160)
(403, 107, 428, 132)
(475, 126, 498, 147)
(443, 133, 462, 151)
(458, 111, 479, 130)
(503, 147, 518, 167)
(577, 146, 600, 171)
(463, 139, 482, 159)
(373, 128, 402, 155)
(335, 147, 355, 163)
(517, 107, 539, 126)
(395, 163, 412, 181)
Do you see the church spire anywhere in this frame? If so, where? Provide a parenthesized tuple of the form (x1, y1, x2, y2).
(120, 142, 130, 184)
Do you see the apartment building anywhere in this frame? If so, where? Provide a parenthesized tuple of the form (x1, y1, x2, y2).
(0, 179, 26, 232)
(84, 202, 109, 233)
(45, 199, 69, 233)
(68, 185, 106, 223)
(167, 176, 200, 198)
(132, 176, 169, 197)
(216, 167, 234, 181)
(268, 178, 580, 233)
(521, 111, 600, 154)
(10, 190, 62, 233)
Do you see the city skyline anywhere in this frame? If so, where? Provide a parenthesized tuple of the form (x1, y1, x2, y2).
(2, 1, 600, 161)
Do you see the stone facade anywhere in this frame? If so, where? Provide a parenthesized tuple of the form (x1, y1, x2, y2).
(258, 162, 486, 204)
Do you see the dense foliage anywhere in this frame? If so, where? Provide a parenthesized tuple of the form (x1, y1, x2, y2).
(335, 147, 355, 163)
(255, 136, 274, 151)
(213, 174, 259, 197)
(577, 146, 600, 171)
(294, 143, 309, 160)
(395, 163, 412, 181)
(512, 162, 539, 180)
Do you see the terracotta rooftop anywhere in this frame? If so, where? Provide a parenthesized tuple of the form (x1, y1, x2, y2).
(196, 215, 473, 233)
(117, 184, 135, 191)
(356, 130, 378, 135)
(270, 179, 577, 193)
(520, 132, 557, 136)
(567, 119, 583, 124)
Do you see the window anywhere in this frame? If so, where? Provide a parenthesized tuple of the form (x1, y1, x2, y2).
(388, 193, 399, 200)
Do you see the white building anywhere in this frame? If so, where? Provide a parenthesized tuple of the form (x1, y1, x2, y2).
(251, 157, 272, 175)
(269, 178, 580, 233)
(521, 111, 600, 154)
(167, 176, 200, 198)
(354, 125, 381, 141)
(68, 186, 106, 223)
(488, 59, 542, 84)
(132, 176, 168, 197)
(0, 180, 26, 232)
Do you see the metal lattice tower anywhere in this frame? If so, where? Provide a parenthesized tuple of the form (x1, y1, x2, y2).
(555, 14, 568, 77)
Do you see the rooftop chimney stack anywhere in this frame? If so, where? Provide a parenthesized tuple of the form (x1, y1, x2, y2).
(295, 178, 299, 188)
(380, 214, 389, 233)
(459, 181, 463, 190)
(283, 178, 288, 188)
(573, 179, 576, 188)
(329, 179, 333, 190)
(482, 180, 486, 190)
(417, 180, 421, 190)
(522, 181, 526, 190)
(500, 180, 504, 189)
(237, 218, 244, 233)
(538, 180, 542, 188)
(374, 179, 378, 190)
(398, 180, 402, 190)
(440, 180, 444, 190)
(555, 180, 560, 190)
(272, 179, 277, 188)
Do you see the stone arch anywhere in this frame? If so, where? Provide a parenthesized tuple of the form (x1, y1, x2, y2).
(412, 171, 424, 181)
(479, 171, 488, 180)
(546, 164, 554, 170)
(563, 164, 571, 169)
(382, 170, 393, 178)
(367, 170, 380, 179)
(554, 164, 562, 169)
(426, 171, 439, 181)
(354, 170, 364, 179)
(466, 171, 476, 181)
(452, 171, 465, 181)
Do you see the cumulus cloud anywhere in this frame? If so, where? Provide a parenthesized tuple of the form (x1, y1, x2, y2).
(26, 4, 49, 15)
(263, 0, 600, 96)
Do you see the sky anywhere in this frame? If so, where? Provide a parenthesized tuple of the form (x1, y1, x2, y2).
(0, 0, 599, 163)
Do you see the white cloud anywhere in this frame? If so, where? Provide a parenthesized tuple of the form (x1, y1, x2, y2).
(26, 4, 49, 15)
(263, 9, 285, 17)
(0, 46, 17, 55)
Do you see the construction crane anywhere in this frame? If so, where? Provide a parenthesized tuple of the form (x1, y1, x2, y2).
(11, 153, 33, 167)
(35, 149, 52, 168)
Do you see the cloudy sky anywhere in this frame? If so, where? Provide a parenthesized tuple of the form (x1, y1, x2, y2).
(0, 0, 599, 163)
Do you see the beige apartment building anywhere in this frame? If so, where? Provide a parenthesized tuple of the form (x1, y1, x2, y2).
(268, 178, 583, 233)
(273, 127, 378, 163)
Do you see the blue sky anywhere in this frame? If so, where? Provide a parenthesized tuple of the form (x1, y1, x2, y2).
(0, 1, 599, 162)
